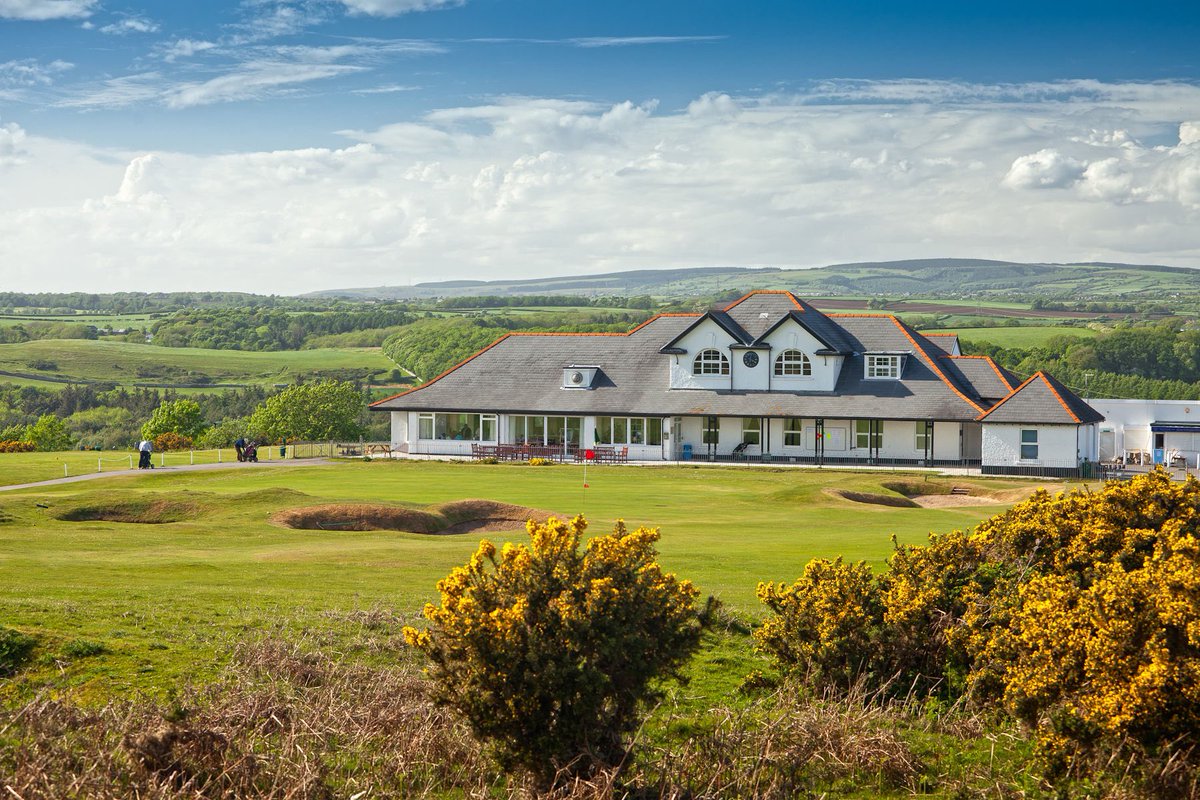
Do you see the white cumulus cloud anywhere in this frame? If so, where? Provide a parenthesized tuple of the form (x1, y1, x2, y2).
(4, 80, 1200, 293)
(0, 119, 29, 165)
(1003, 149, 1086, 189)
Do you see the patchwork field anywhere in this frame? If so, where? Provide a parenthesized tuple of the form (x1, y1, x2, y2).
(0, 459, 1067, 698)
(924, 325, 1099, 347)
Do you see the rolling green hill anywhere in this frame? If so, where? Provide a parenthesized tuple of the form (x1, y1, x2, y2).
(0, 339, 398, 390)
(309, 259, 1200, 301)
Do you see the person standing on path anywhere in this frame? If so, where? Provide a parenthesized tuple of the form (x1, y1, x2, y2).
(137, 438, 154, 469)
(234, 436, 246, 462)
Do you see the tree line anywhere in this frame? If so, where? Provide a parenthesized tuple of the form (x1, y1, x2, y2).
(964, 321, 1200, 399)
(149, 306, 418, 351)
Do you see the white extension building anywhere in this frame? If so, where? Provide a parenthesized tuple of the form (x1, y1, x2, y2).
(1089, 398, 1200, 466)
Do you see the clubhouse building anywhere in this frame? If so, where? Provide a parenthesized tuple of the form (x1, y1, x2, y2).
(371, 291, 1103, 475)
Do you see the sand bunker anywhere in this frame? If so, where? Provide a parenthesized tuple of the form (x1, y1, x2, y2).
(825, 488, 918, 508)
(57, 499, 202, 524)
(271, 499, 562, 535)
(829, 481, 1021, 509)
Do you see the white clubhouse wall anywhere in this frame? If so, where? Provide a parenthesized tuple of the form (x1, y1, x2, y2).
(981, 423, 1095, 469)
(666, 317, 843, 392)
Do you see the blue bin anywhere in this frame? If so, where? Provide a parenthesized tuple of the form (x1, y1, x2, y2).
(681, 444, 693, 461)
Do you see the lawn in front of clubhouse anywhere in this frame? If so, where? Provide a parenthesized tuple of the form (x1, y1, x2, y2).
(0, 458, 1073, 698)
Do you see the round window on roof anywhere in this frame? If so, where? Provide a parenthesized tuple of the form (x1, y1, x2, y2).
(570, 371, 585, 385)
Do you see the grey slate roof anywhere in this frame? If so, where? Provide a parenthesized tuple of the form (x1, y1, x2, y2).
(372, 292, 1102, 425)
(977, 372, 1105, 424)
(938, 356, 1015, 405)
(922, 334, 960, 356)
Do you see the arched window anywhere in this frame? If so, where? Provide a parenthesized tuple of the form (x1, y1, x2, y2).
(774, 349, 812, 376)
(693, 349, 730, 376)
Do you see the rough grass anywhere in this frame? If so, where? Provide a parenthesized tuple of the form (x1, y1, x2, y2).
(0, 636, 1045, 799)
(271, 498, 562, 534)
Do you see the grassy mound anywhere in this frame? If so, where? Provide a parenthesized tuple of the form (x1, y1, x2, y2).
(271, 499, 562, 535)
(56, 498, 204, 524)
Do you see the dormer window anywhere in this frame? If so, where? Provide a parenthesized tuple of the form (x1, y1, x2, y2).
(562, 365, 600, 389)
(774, 350, 812, 377)
(693, 349, 730, 376)
(865, 354, 902, 379)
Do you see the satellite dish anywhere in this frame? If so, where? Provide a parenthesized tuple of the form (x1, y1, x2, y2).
(570, 371, 585, 385)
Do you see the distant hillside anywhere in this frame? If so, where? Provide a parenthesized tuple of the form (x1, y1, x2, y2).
(307, 259, 1200, 301)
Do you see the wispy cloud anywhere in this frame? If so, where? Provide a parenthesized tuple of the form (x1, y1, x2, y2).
(0, 58, 72, 87)
(339, 0, 463, 17)
(351, 83, 420, 94)
(58, 34, 442, 110)
(163, 61, 367, 108)
(54, 71, 165, 109)
(97, 15, 160, 35)
(228, 1, 332, 44)
(0, 0, 95, 20)
(569, 35, 725, 48)
(159, 39, 219, 63)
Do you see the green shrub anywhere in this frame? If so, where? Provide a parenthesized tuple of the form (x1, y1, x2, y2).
(23, 413, 73, 451)
(404, 515, 702, 786)
(0, 626, 37, 675)
(62, 639, 107, 659)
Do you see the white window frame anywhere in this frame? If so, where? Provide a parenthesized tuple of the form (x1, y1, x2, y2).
(783, 418, 803, 447)
(741, 418, 761, 445)
(693, 349, 730, 376)
(774, 349, 812, 377)
(595, 417, 663, 446)
(1020, 429, 1039, 460)
(915, 422, 929, 452)
(855, 419, 882, 450)
(865, 355, 900, 380)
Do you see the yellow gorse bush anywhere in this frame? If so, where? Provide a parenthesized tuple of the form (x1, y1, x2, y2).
(403, 514, 701, 787)
(757, 470, 1200, 788)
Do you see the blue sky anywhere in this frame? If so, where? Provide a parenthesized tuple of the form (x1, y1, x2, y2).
(1, 0, 1199, 292)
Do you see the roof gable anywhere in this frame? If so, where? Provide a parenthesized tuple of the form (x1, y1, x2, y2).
(978, 371, 1104, 424)
(753, 311, 846, 353)
(658, 311, 749, 353)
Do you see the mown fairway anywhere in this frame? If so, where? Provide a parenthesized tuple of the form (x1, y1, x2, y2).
(0, 339, 396, 388)
(0, 459, 1060, 699)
